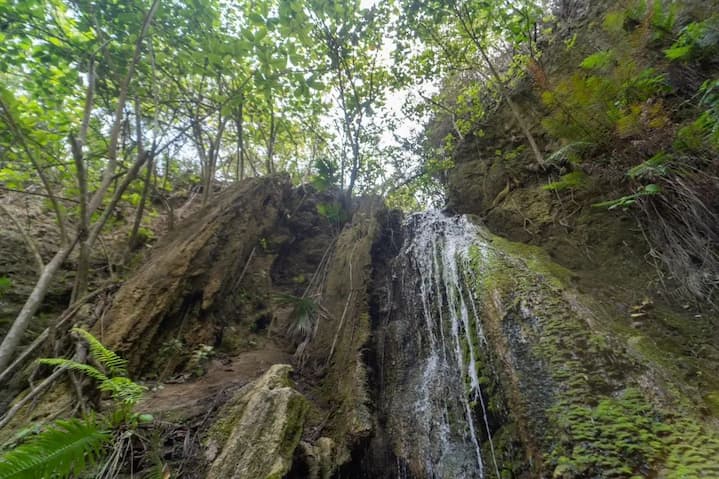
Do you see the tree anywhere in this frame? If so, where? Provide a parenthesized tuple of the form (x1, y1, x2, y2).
(304, 0, 394, 200)
(0, 0, 163, 372)
(397, 0, 546, 166)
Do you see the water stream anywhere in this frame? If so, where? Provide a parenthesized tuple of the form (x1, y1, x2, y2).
(378, 211, 501, 479)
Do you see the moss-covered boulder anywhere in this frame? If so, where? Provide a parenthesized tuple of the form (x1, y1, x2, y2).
(205, 364, 307, 479)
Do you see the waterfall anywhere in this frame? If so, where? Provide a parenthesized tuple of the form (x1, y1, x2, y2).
(380, 211, 501, 479)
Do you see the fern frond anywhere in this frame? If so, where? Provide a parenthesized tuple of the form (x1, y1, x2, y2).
(72, 328, 128, 376)
(0, 417, 110, 479)
(546, 141, 595, 165)
(37, 358, 109, 384)
(99, 377, 147, 405)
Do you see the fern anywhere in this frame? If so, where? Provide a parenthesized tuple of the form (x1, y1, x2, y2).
(99, 377, 147, 405)
(38, 330, 146, 406)
(37, 358, 110, 384)
(545, 141, 594, 166)
(37, 358, 146, 406)
(542, 171, 587, 192)
(274, 293, 319, 340)
(580, 50, 614, 70)
(0, 417, 110, 479)
(72, 327, 128, 376)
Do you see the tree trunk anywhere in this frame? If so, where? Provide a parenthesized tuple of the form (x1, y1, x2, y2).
(0, 240, 76, 373)
(129, 98, 153, 251)
(128, 153, 154, 251)
(73, 150, 148, 302)
(235, 102, 245, 181)
(453, 4, 545, 167)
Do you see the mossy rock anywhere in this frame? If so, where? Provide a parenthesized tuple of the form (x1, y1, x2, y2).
(466, 228, 719, 477)
(205, 364, 308, 479)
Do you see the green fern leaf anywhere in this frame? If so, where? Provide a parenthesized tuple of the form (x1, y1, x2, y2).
(72, 328, 128, 376)
(37, 358, 110, 384)
(0, 417, 110, 479)
(99, 377, 147, 405)
(545, 141, 594, 165)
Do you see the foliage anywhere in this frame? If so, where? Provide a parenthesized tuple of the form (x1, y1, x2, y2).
(38, 328, 146, 406)
(0, 330, 149, 479)
(274, 293, 319, 341)
(72, 327, 128, 377)
(593, 184, 661, 210)
(627, 153, 670, 180)
(664, 15, 719, 61)
(579, 50, 614, 70)
(542, 171, 587, 192)
(188, 344, 214, 377)
(316, 201, 348, 226)
(395, 0, 546, 165)
(0, 417, 110, 479)
(0, 277, 11, 298)
(310, 158, 340, 192)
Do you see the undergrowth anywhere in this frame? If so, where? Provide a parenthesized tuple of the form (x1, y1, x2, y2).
(0, 328, 156, 479)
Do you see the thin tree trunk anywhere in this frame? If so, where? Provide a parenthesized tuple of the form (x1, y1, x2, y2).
(266, 103, 276, 175)
(128, 153, 153, 250)
(235, 102, 245, 181)
(0, 239, 77, 373)
(454, 3, 545, 167)
(88, 0, 160, 215)
(128, 98, 152, 251)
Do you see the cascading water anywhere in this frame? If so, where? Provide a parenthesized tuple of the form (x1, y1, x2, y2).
(376, 211, 501, 479)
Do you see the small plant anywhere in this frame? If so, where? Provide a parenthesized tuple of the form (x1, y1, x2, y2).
(188, 344, 214, 377)
(627, 152, 670, 180)
(316, 201, 347, 226)
(0, 276, 11, 299)
(38, 328, 146, 406)
(664, 15, 719, 61)
(0, 417, 110, 479)
(593, 184, 661, 210)
(310, 157, 340, 192)
(542, 171, 587, 192)
(0, 328, 150, 479)
(273, 293, 319, 341)
(259, 237, 270, 252)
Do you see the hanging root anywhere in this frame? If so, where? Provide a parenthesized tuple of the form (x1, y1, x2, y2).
(638, 161, 719, 308)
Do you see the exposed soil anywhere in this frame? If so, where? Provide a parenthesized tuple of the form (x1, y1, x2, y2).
(140, 340, 292, 419)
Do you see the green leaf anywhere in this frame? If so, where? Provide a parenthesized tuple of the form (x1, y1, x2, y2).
(664, 45, 692, 60)
(0, 417, 110, 479)
(248, 12, 264, 25)
(72, 327, 128, 376)
(580, 50, 614, 70)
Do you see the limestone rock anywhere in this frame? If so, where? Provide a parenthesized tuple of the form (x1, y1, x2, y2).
(206, 364, 308, 479)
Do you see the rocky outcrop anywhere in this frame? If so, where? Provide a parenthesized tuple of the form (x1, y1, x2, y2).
(91, 177, 387, 476)
(100, 176, 294, 373)
(205, 364, 307, 479)
(360, 211, 719, 478)
(12, 174, 710, 479)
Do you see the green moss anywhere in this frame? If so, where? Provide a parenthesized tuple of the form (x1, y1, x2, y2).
(706, 392, 719, 416)
(465, 231, 719, 477)
(550, 389, 664, 477)
(482, 234, 575, 288)
(276, 393, 309, 467)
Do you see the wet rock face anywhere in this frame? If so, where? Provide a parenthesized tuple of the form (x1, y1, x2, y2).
(356, 211, 719, 479)
(375, 212, 492, 479)
(205, 364, 307, 479)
